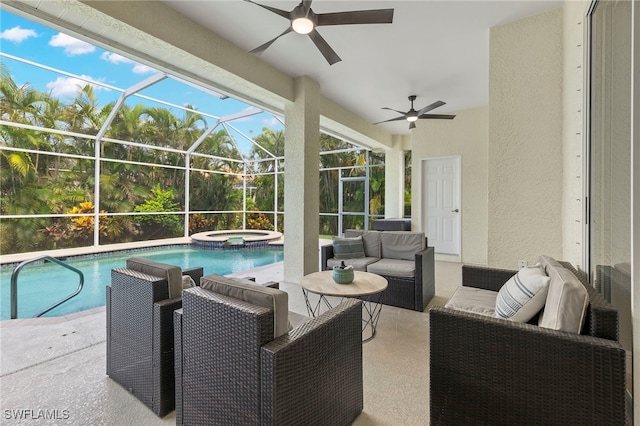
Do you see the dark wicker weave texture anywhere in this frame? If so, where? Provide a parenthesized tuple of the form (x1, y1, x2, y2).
(430, 263, 628, 425)
(175, 287, 363, 426)
(321, 244, 434, 311)
(107, 265, 203, 417)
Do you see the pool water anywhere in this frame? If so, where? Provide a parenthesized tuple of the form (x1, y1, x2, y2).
(0, 245, 284, 320)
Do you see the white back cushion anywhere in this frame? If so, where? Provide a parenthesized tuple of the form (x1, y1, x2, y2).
(538, 263, 589, 333)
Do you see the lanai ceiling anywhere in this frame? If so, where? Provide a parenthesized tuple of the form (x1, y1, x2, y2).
(162, 0, 563, 135)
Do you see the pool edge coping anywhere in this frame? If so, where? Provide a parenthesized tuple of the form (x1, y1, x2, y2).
(0, 305, 106, 328)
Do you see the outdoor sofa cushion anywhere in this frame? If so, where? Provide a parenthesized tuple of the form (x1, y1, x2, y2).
(537, 255, 589, 333)
(344, 229, 382, 258)
(327, 256, 380, 272)
(182, 275, 196, 288)
(444, 286, 497, 317)
(380, 232, 425, 261)
(366, 258, 415, 278)
(126, 256, 182, 299)
(200, 274, 290, 338)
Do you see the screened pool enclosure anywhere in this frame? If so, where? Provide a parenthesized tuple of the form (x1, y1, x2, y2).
(0, 11, 386, 255)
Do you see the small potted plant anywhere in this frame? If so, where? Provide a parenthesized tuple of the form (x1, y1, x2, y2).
(332, 261, 354, 284)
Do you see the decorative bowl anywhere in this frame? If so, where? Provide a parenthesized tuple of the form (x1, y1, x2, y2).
(332, 266, 354, 284)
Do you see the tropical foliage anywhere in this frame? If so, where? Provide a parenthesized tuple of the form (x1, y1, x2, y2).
(0, 66, 385, 254)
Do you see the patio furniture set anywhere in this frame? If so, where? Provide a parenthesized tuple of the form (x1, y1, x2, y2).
(321, 230, 435, 311)
(106, 248, 628, 424)
(107, 257, 363, 425)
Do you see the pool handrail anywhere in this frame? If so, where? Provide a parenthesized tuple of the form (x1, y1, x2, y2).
(10, 255, 84, 319)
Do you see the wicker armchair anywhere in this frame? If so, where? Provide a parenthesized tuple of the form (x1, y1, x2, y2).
(429, 262, 628, 425)
(174, 286, 363, 426)
(106, 257, 203, 417)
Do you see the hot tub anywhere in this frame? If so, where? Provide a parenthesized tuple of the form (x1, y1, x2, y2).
(190, 230, 283, 249)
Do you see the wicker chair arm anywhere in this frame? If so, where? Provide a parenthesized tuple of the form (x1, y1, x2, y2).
(261, 298, 363, 426)
(320, 244, 334, 271)
(429, 306, 627, 425)
(461, 264, 516, 292)
(415, 246, 435, 311)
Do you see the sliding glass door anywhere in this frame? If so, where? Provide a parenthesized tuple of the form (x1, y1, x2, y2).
(587, 0, 632, 353)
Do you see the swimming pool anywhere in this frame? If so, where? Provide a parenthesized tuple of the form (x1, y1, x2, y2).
(0, 245, 284, 320)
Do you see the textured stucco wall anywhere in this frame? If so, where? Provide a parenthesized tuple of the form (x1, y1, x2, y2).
(488, 8, 564, 269)
(284, 77, 320, 281)
(562, 1, 589, 269)
(411, 106, 489, 265)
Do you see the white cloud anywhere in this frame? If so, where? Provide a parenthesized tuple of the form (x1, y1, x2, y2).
(46, 75, 106, 98)
(49, 33, 95, 56)
(262, 116, 282, 127)
(100, 52, 154, 74)
(132, 63, 154, 74)
(0, 26, 38, 43)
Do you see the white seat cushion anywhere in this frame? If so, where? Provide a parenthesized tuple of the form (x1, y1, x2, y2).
(445, 286, 498, 317)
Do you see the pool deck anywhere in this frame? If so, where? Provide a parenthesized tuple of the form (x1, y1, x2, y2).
(0, 237, 193, 265)
(0, 240, 461, 425)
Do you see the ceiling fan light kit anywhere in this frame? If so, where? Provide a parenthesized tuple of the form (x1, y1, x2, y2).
(292, 17, 314, 34)
(375, 95, 456, 130)
(245, 0, 394, 65)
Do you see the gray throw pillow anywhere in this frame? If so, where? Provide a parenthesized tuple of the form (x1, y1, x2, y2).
(332, 235, 366, 260)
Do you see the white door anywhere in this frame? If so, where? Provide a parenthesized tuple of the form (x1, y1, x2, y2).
(422, 156, 461, 255)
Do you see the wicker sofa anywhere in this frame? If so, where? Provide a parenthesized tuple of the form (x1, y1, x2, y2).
(106, 257, 203, 417)
(174, 275, 363, 426)
(429, 258, 628, 425)
(321, 230, 435, 311)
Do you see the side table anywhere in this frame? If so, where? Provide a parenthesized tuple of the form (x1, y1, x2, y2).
(301, 271, 388, 342)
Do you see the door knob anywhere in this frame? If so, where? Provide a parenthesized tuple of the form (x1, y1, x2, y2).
(452, 209, 459, 213)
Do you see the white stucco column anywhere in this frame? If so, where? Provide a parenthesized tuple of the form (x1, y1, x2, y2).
(383, 135, 405, 218)
(284, 76, 320, 283)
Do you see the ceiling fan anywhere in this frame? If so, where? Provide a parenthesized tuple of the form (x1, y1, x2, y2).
(244, 0, 394, 65)
(375, 96, 456, 130)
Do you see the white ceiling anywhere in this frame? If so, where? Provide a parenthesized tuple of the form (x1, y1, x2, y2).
(162, 0, 563, 135)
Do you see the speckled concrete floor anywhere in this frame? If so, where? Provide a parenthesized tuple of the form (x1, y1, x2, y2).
(0, 259, 461, 425)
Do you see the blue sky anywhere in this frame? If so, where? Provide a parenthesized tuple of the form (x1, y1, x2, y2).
(0, 9, 283, 155)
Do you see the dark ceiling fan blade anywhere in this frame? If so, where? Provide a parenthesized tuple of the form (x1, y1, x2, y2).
(250, 27, 293, 55)
(307, 29, 341, 65)
(374, 116, 407, 124)
(301, 0, 312, 14)
(317, 9, 394, 26)
(418, 114, 456, 120)
(409, 121, 417, 130)
(381, 106, 407, 115)
(417, 100, 446, 116)
(243, 0, 291, 20)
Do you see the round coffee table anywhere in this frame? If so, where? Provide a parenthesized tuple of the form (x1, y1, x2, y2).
(301, 270, 388, 342)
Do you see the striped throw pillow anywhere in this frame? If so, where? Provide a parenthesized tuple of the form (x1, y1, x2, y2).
(495, 265, 550, 322)
(332, 236, 366, 260)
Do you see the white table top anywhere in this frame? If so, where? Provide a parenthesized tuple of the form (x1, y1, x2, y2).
(301, 270, 388, 297)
